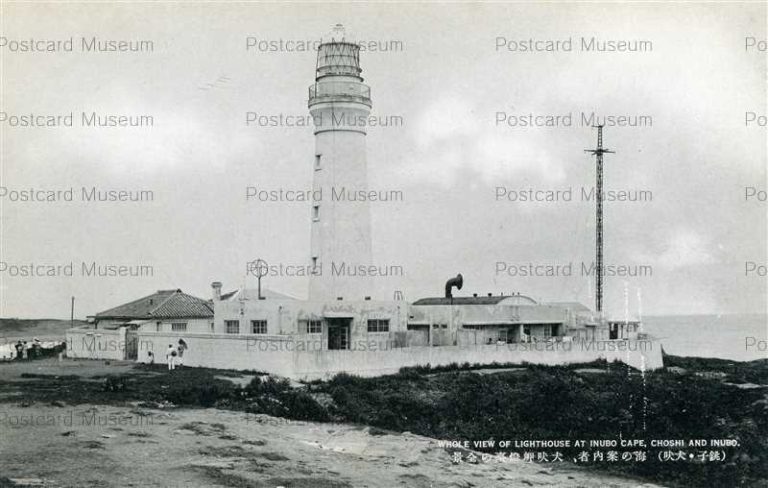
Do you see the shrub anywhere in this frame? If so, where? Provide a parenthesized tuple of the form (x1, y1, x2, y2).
(245, 376, 291, 396)
(164, 379, 236, 407)
(242, 375, 329, 422)
(281, 391, 329, 422)
(103, 375, 126, 392)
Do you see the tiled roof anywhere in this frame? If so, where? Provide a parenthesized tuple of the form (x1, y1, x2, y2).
(95, 289, 213, 319)
(151, 291, 214, 318)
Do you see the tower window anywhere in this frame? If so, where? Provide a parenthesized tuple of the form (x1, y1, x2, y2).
(315, 154, 322, 170)
(312, 205, 320, 221)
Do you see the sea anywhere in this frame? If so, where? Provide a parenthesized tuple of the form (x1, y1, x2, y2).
(642, 313, 768, 362)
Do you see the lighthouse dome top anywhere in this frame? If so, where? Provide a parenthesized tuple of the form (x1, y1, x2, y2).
(315, 23, 363, 79)
(324, 23, 351, 42)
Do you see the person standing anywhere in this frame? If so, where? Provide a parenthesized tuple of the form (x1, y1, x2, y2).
(165, 344, 177, 371)
(21, 341, 28, 360)
(176, 339, 188, 367)
(14, 341, 23, 361)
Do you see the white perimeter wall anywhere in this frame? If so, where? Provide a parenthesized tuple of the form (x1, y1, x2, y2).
(66, 328, 127, 360)
(134, 331, 662, 380)
(136, 332, 295, 376)
(291, 339, 664, 380)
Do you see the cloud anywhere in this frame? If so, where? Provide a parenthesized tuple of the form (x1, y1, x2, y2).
(403, 95, 566, 187)
(648, 230, 715, 269)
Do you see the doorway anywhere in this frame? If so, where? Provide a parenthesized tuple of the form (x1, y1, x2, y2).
(327, 318, 351, 350)
(125, 330, 138, 360)
(609, 323, 619, 340)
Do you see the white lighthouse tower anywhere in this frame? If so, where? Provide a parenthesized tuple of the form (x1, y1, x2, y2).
(308, 24, 373, 301)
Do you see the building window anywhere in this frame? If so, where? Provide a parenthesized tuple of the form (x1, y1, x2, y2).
(171, 322, 187, 332)
(315, 154, 322, 170)
(312, 205, 320, 221)
(367, 319, 390, 333)
(300, 319, 322, 334)
(251, 320, 267, 334)
(225, 320, 240, 334)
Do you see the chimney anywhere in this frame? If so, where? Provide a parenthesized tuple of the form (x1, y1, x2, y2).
(211, 281, 222, 301)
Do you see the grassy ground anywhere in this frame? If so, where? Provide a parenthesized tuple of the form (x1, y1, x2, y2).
(1, 355, 766, 487)
(312, 357, 768, 488)
(0, 358, 659, 488)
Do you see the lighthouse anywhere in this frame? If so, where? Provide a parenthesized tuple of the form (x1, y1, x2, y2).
(308, 25, 373, 301)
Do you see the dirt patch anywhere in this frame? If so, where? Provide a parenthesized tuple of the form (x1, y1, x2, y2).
(127, 432, 151, 438)
(77, 440, 106, 449)
(0, 403, 667, 488)
(574, 368, 609, 374)
(191, 466, 258, 488)
(214, 374, 255, 388)
(177, 421, 226, 436)
(266, 478, 353, 488)
(242, 439, 266, 446)
(261, 452, 289, 462)
(397, 473, 432, 486)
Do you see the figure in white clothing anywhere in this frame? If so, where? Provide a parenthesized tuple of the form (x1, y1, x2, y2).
(176, 339, 188, 367)
(166, 344, 177, 370)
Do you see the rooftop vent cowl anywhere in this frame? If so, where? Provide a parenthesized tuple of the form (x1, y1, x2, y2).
(445, 274, 463, 298)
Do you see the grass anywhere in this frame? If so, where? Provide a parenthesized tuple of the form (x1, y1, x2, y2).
(1, 356, 766, 487)
(313, 357, 768, 488)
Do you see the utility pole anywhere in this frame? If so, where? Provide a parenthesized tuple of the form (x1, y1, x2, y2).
(585, 125, 615, 314)
(70, 296, 75, 326)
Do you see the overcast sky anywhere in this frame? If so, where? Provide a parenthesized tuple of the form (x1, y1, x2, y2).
(1, 2, 766, 319)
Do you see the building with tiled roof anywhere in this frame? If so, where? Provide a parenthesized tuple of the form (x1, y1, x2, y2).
(68, 289, 214, 362)
(92, 289, 213, 333)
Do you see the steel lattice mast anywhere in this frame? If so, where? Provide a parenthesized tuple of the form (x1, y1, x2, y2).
(585, 125, 615, 314)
